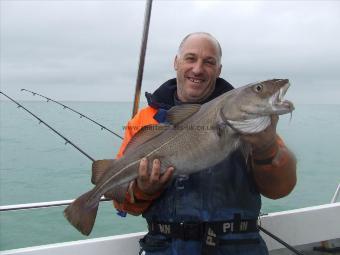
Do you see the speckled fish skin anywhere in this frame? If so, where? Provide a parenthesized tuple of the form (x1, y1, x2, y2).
(64, 79, 294, 236)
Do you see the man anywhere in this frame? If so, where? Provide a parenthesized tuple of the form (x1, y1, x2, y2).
(114, 32, 296, 255)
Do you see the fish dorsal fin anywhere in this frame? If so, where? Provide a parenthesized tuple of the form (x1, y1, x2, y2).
(91, 159, 116, 184)
(167, 104, 201, 125)
(124, 124, 170, 155)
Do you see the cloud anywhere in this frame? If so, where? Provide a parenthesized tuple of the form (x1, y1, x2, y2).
(1, 1, 339, 104)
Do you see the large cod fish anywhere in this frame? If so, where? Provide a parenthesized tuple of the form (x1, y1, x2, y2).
(64, 79, 294, 235)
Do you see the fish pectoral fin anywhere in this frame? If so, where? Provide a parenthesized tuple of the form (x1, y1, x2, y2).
(104, 183, 129, 203)
(214, 121, 228, 137)
(92, 159, 116, 184)
(124, 124, 170, 155)
(166, 104, 201, 125)
(64, 189, 99, 236)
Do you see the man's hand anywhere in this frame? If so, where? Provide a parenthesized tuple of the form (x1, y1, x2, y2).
(136, 158, 174, 195)
(241, 115, 279, 154)
(244, 115, 297, 198)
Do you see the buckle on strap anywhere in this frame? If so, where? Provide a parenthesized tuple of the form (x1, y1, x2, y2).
(178, 222, 203, 240)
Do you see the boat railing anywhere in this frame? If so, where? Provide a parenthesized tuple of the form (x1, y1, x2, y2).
(0, 197, 110, 212)
(1, 183, 340, 212)
(331, 183, 340, 203)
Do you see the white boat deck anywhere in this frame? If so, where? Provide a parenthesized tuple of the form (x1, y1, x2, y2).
(1, 202, 339, 255)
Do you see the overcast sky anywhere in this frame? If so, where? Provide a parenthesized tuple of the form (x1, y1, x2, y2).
(1, 0, 339, 104)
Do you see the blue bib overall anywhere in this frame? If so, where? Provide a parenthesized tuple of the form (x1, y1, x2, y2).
(140, 150, 269, 255)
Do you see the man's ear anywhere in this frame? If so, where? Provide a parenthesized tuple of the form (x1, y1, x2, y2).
(174, 55, 179, 71)
(217, 64, 222, 77)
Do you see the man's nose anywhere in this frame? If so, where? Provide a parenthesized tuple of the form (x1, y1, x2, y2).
(192, 60, 203, 74)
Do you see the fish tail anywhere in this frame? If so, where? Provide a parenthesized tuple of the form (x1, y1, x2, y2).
(64, 190, 99, 236)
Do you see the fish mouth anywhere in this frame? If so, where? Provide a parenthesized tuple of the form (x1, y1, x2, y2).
(270, 81, 295, 114)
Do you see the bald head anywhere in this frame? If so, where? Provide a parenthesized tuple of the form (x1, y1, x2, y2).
(174, 32, 223, 103)
(178, 32, 222, 64)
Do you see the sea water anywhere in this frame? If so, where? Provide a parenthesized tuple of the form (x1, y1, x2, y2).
(0, 101, 339, 250)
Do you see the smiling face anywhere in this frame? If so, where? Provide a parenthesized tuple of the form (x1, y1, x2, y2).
(174, 34, 222, 103)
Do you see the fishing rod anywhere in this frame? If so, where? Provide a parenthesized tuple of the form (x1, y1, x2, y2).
(132, 0, 153, 118)
(1, 95, 304, 254)
(0, 91, 95, 162)
(1, 2, 151, 209)
(21, 88, 123, 140)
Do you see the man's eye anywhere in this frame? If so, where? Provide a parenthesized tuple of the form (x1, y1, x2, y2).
(204, 60, 216, 65)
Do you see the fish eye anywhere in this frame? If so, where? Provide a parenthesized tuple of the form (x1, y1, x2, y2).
(254, 84, 263, 93)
